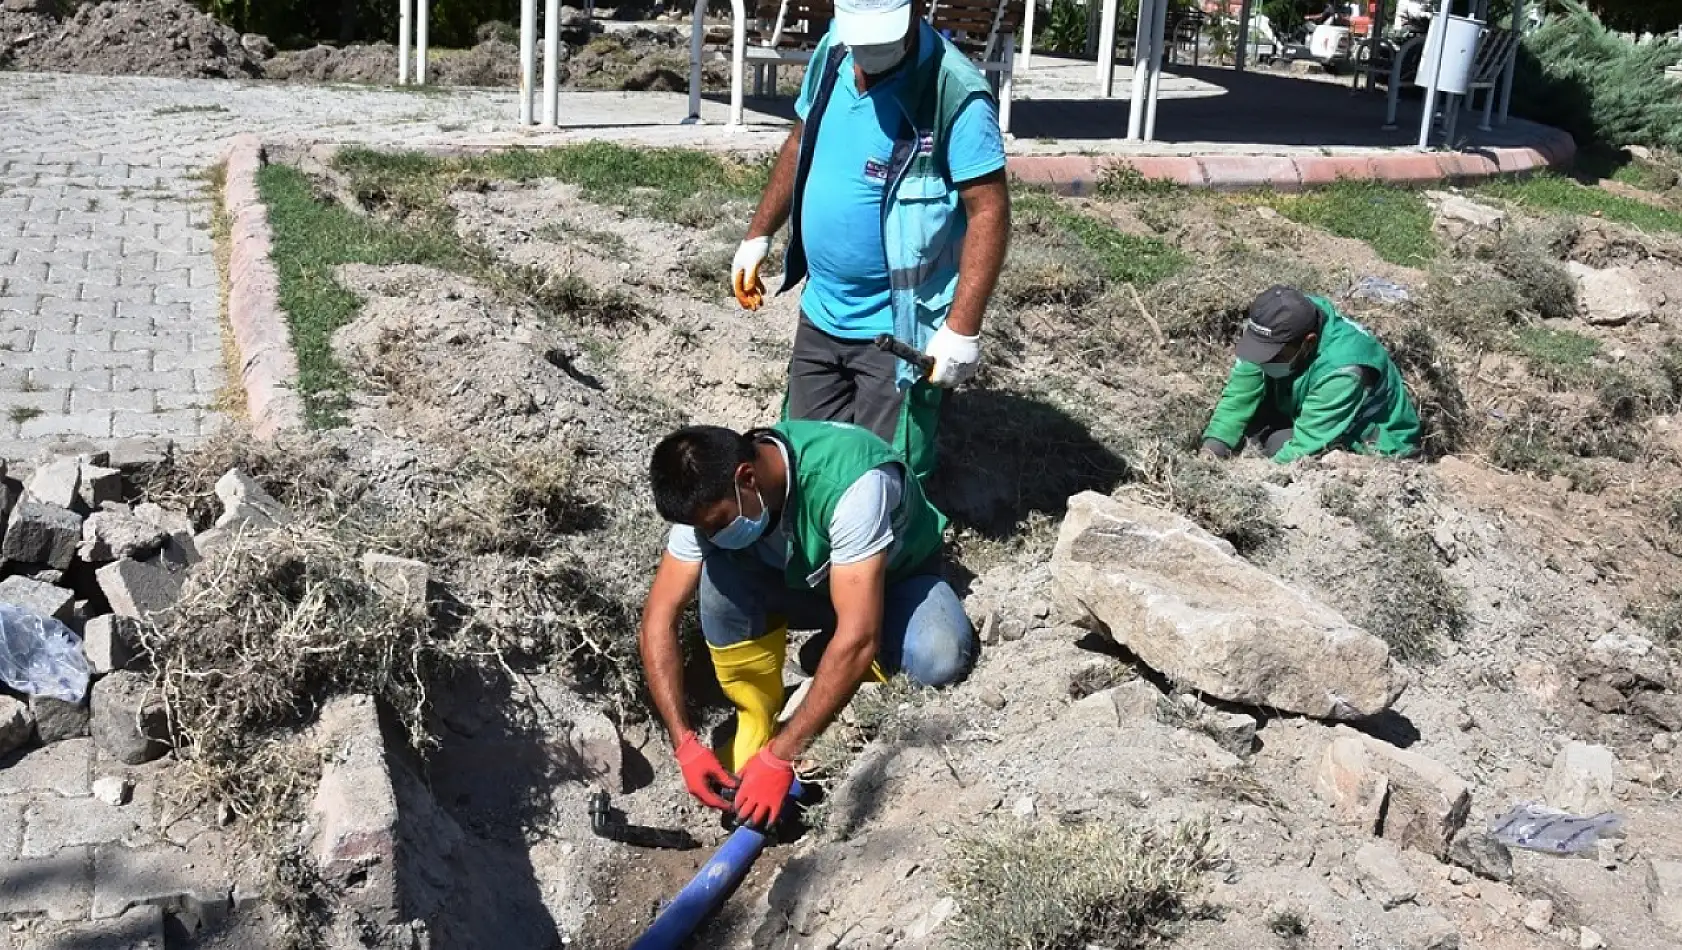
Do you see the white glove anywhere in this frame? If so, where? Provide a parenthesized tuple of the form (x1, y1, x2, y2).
(732, 236, 770, 310)
(924, 324, 981, 387)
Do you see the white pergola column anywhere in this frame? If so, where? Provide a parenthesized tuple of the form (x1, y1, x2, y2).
(520, 0, 537, 125)
(687, 0, 706, 122)
(1143, 0, 1167, 140)
(1096, 0, 1121, 96)
(1235, 0, 1254, 70)
(1124, 0, 1157, 137)
(398, 0, 412, 84)
(1417, 1, 1449, 149)
(416, 0, 429, 83)
(1021, 0, 1037, 70)
(1496, 0, 1522, 124)
(543, 0, 561, 127)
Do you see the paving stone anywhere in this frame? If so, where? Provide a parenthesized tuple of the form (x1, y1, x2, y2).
(91, 841, 240, 922)
(77, 464, 122, 510)
(0, 575, 74, 622)
(79, 511, 167, 564)
(0, 739, 92, 797)
(81, 616, 142, 675)
(21, 794, 147, 859)
(0, 698, 31, 759)
(90, 672, 169, 766)
(2, 499, 82, 570)
(21, 458, 80, 511)
(0, 848, 94, 921)
(95, 559, 183, 621)
(28, 697, 89, 745)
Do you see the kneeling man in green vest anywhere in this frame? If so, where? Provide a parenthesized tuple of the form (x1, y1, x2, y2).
(1202, 285, 1422, 462)
(638, 419, 972, 828)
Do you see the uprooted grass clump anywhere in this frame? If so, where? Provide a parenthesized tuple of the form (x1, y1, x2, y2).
(1158, 459, 1281, 557)
(1318, 484, 1466, 663)
(1145, 251, 1327, 354)
(946, 819, 1222, 950)
(1381, 322, 1473, 457)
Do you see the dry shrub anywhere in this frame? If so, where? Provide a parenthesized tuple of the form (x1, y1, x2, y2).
(139, 430, 362, 531)
(1147, 253, 1324, 347)
(1485, 228, 1579, 321)
(1158, 460, 1280, 557)
(946, 819, 1221, 950)
(996, 238, 1105, 309)
(1382, 322, 1474, 457)
(1420, 265, 1528, 343)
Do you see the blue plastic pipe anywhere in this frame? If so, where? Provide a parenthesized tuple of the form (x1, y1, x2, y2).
(628, 780, 804, 950)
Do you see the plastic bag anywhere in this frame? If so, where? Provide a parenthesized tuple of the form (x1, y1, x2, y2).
(0, 602, 90, 704)
(1349, 276, 1413, 305)
(1488, 802, 1622, 854)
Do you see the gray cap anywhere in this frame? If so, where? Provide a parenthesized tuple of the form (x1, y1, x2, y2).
(1237, 285, 1321, 364)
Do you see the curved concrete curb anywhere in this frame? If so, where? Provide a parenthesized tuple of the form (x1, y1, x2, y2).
(222, 134, 305, 440)
(1008, 129, 1578, 196)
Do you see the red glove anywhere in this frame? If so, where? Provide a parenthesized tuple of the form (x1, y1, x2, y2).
(732, 746, 795, 829)
(675, 732, 736, 810)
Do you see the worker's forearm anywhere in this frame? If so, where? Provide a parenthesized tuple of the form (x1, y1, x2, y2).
(946, 193, 1010, 337)
(639, 615, 693, 747)
(746, 125, 802, 241)
(768, 626, 877, 761)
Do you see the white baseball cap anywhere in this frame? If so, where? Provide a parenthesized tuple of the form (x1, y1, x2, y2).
(834, 0, 914, 47)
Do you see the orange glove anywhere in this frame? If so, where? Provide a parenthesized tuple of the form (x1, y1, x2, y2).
(732, 745, 796, 829)
(732, 236, 769, 311)
(676, 731, 737, 810)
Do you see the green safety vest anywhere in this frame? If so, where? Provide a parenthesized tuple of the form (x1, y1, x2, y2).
(772, 419, 947, 590)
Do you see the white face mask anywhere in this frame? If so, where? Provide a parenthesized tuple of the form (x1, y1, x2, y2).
(851, 41, 907, 75)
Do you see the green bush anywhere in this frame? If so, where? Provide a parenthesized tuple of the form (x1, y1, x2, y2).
(1512, 1, 1682, 152)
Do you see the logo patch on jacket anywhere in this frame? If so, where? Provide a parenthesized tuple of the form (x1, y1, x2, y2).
(864, 158, 891, 181)
(917, 133, 935, 155)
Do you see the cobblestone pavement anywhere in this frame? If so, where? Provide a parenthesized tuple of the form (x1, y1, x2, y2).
(0, 73, 721, 465)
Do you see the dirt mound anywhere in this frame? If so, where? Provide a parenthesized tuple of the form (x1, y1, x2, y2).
(3, 0, 261, 78)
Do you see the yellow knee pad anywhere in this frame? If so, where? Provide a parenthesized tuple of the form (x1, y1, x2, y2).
(708, 624, 788, 773)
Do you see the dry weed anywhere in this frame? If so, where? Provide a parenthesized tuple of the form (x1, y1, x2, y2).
(946, 818, 1222, 950)
(1146, 253, 1325, 348)
(139, 429, 363, 530)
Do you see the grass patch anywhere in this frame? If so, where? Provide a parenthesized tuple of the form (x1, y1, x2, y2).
(801, 675, 934, 781)
(1097, 163, 1182, 198)
(152, 104, 230, 116)
(258, 162, 467, 427)
(1514, 325, 1602, 385)
(535, 221, 629, 257)
(6, 406, 41, 424)
(946, 819, 1221, 950)
(1480, 173, 1682, 235)
(1014, 192, 1189, 288)
(1269, 909, 1309, 944)
(1262, 181, 1437, 266)
(335, 141, 771, 229)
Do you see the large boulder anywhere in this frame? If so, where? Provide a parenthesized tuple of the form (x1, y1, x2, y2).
(1051, 492, 1408, 719)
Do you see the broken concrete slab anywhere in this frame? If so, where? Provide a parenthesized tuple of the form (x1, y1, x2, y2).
(106, 439, 173, 476)
(1312, 729, 1471, 858)
(91, 841, 242, 923)
(1546, 742, 1618, 816)
(1431, 193, 1507, 248)
(91, 671, 169, 765)
(0, 848, 94, 920)
(0, 738, 93, 797)
(213, 469, 291, 532)
(82, 615, 142, 675)
(1051, 493, 1407, 719)
(311, 694, 401, 927)
(21, 794, 146, 859)
(3, 499, 84, 570)
(93, 775, 134, 806)
(96, 558, 184, 620)
(0, 696, 31, 758)
(29, 696, 89, 744)
(360, 552, 431, 611)
(0, 575, 74, 622)
(77, 464, 123, 512)
(78, 511, 168, 564)
(1566, 262, 1663, 326)
(1352, 840, 1417, 909)
(23, 457, 81, 511)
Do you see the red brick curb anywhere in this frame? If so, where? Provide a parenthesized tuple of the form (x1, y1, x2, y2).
(1008, 129, 1577, 196)
(222, 135, 305, 441)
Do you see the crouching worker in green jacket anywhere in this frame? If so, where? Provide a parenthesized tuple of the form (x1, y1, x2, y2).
(1201, 285, 1422, 463)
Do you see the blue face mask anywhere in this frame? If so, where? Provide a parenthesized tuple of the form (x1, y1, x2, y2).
(1259, 361, 1296, 379)
(710, 481, 770, 550)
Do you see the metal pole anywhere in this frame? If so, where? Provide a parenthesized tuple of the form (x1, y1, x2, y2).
(398, 0, 412, 84)
(1236, 0, 1254, 70)
(1417, 3, 1449, 150)
(1097, 0, 1120, 96)
(1022, 0, 1037, 71)
(520, 0, 536, 125)
(416, 0, 429, 84)
(1144, 0, 1167, 140)
(543, 0, 561, 127)
(1124, 0, 1154, 137)
(1497, 0, 1520, 124)
(687, 0, 705, 122)
(730, 0, 747, 125)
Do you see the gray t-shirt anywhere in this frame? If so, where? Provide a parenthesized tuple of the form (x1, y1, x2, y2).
(666, 439, 907, 574)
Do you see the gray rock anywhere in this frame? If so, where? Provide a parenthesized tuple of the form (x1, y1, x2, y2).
(30, 695, 89, 743)
(3, 498, 84, 569)
(978, 686, 1007, 710)
(1447, 828, 1513, 882)
(133, 503, 198, 568)
(239, 31, 276, 59)
(1578, 926, 1604, 950)
(91, 670, 170, 765)
(1202, 710, 1258, 757)
(77, 464, 122, 511)
(106, 439, 173, 475)
(360, 552, 430, 611)
(1313, 729, 1471, 857)
(24, 457, 81, 511)
(1649, 858, 1682, 937)
(1545, 742, 1618, 815)
(1522, 899, 1554, 934)
(92, 775, 133, 806)
(213, 469, 292, 532)
(1399, 906, 1460, 950)
(82, 615, 142, 675)
(28, 569, 62, 586)
(1052, 493, 1407, 719)
(1432, 193, 1506, 245)
(1567, 262, 1662, 327)
(1351, 840, 1416, 909)
(0, 695, 32, 756)
(78, 510, 168, 564)
(0, 574, 74, 622)
(96, 558, 185, 620)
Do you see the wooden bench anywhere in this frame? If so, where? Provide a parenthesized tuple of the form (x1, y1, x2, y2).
(704, 0, 834, 95)
(928, 0, 1026, 132)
